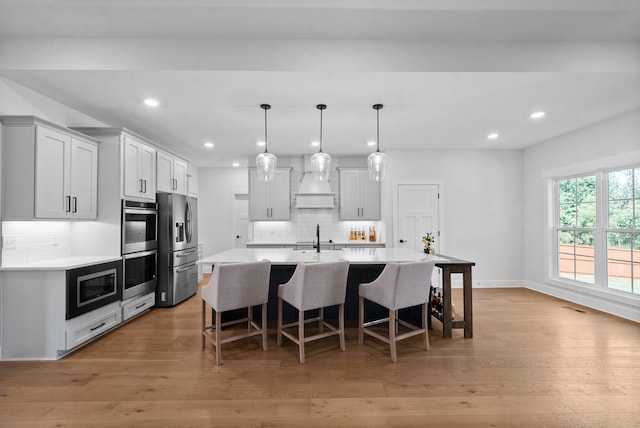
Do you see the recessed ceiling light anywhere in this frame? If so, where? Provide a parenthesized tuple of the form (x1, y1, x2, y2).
(232, 162, 240, 167)
(203, 142, 214, 149)
(311, 141, 320, 147)
(143, 98, 159, 107)
(487, 133, 499, 140)
(367, 141, 376, 147)
(530, 111, 546, 119)
(256, 141, 266, 147)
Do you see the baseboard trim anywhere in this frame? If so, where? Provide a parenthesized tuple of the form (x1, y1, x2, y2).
(524, 280, 640, 323)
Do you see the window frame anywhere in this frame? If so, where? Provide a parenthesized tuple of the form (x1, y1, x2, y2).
(549, 164, 640, 295)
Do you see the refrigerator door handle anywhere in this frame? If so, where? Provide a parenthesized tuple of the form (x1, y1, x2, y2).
(176, 262, 197, 273)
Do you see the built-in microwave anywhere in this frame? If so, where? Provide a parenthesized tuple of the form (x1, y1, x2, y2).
(66, 260, 123, 320)
(123, 250, 157, 300)
(122, 200, 158, 254)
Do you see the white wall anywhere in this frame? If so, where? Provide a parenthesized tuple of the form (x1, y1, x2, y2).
(522, 109, 640, 321)
(381, 149, 524, 284)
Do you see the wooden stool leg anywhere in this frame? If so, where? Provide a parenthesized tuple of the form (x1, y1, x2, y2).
(422, 303, 430, 350)
(215, 310, 223, 366)
(298, 309, 305, 364)
(358, 296, 365, 344)
(201, 300, 206, 349)
(318, 307, 324, 334)
(339, 303, 346, 351)
(277, 298, 283, 346)
(262, 303, 268, 351)
(389, 309, 397, 363)
(248, 306, 253, 332)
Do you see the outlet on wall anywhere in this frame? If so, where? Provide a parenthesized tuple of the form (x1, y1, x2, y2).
(3, 235, 18, 250)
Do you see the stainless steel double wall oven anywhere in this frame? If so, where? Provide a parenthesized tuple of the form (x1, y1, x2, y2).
(121, 200, 158, 300)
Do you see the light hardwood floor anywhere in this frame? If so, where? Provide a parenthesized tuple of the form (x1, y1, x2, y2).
(1, 282, 639, 427)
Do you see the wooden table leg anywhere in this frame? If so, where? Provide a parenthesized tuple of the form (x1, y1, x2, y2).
(441, 266, 452, 338)
(463, 266, 473, 338)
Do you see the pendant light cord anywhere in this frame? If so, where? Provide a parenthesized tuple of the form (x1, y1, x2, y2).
(319, 107, 323, 152)
(373, 103, 383, 153)
(264, 107, 268, 153)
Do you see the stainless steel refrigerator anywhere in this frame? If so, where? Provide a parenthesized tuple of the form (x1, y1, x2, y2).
(156, 193, 199, 307)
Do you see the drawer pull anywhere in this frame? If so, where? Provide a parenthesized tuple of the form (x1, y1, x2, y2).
(135, 303, 146, 310)
(90, 322, 106, 331)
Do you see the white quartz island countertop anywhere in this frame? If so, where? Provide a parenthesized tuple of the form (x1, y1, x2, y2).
(198, 247, 447, 265)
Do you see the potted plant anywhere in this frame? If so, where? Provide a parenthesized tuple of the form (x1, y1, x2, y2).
(422, 233, 435, 254)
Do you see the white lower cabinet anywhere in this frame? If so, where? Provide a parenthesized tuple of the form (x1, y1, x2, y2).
(65, 303, 122, 350)
(121, 291, 156, 321)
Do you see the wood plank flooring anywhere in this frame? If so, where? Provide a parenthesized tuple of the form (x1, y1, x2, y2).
(1, 282, 639, 427)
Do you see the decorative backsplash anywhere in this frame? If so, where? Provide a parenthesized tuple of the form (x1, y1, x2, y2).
(1, 221, 71, 265)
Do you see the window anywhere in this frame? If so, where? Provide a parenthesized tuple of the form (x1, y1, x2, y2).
(553, 166, 640, 295)
(607, 168, 640, 294)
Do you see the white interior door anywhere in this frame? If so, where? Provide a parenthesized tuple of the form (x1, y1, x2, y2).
(232, 193, 249, 248)
(395, 182, 441, 285)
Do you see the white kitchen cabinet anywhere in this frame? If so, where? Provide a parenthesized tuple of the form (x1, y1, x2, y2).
(187, 162, 199, 197)
(123, 135, 156, 201)
(249, 168, 291, 221)
(121, 291, 155, 321)
(0, 116, 99, 220)
(338, 168, 380, 220)
(157, 150, 187, 195)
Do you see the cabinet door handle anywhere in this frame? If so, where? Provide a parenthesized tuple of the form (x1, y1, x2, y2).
(72, 197, 77, 213)
(143, 179, 147, 193)
(139, 179, 144, 193)
(134, 303, 146, 310)
(90, 322, 106, 332)
(66, 195, 71, 212)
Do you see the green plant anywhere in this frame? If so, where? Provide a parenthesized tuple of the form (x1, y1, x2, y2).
(422, 233, 435, 249)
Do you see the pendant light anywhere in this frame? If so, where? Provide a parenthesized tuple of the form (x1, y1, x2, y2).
(368, 103, 388, 181)
(256, 103, 277, 182)
(310, 104, 331, 182)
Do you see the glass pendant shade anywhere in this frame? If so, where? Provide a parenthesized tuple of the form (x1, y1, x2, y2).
(311, 151, 331, 182)
(256, 151, 277, 182)
(368, 103, 388, 181)
(256, 103, 276, 181)
(368, 150, 387, 181)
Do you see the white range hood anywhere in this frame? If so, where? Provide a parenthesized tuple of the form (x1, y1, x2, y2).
(294, 156, 335, 209)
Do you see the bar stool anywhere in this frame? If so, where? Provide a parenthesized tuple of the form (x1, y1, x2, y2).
(277, 260, 350, 364)
(201, 260, 271, 365)
(358, 260, 435, 362)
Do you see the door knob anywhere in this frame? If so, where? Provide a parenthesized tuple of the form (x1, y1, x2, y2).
(399, 239, 406, 243)
(236, 235, 241, 239)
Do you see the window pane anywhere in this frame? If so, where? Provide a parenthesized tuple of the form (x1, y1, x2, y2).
(608, 260, 632, 292)
(577, 202, 596, 228)
(635, 168, 640, 199)
(609, 169, 633, 200)
(559, 179, 576, 203)
(560, 203, 576, 227)
(576, 254, 595, 284)
(634, 263, 640, 295)
(609, 200, 633, 229)
(608, 232, 631, 261)
(577, 176, 596, 202)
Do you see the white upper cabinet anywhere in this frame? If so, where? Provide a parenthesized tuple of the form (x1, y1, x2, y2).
(186, 162, 199, 197)
(338, 168, 380, 220)
(248, 168, 291, 221)
(122, 135, 156, 201)
(0, 117, 99, 220)
(157, 150, 187, 195)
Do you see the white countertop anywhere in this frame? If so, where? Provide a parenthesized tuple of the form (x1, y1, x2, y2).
(198, 247, 447, 265)
(245, 240, 385, 246)
(0, 256, 122, 271)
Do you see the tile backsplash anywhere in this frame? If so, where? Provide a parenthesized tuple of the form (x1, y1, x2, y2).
(1, 221, 71, 265)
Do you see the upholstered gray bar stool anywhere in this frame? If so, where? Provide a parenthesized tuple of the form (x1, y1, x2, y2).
(201, 260, 271, 365)
(358, 260, 435, 362)
(277, 260, 350, 364)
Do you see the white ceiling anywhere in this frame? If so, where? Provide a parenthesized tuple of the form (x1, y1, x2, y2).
(1, 0, 639, 167)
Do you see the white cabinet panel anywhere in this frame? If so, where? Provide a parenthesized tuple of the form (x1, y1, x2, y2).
(157, 150, 187, 195)
(121, 292, 155, 321)
(123, 135, 156, 201)
(248, 168, 291, 221)
(338, 168, 380, 220)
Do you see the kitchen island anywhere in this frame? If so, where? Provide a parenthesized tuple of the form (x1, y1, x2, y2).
(198, 248, 474, 338)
